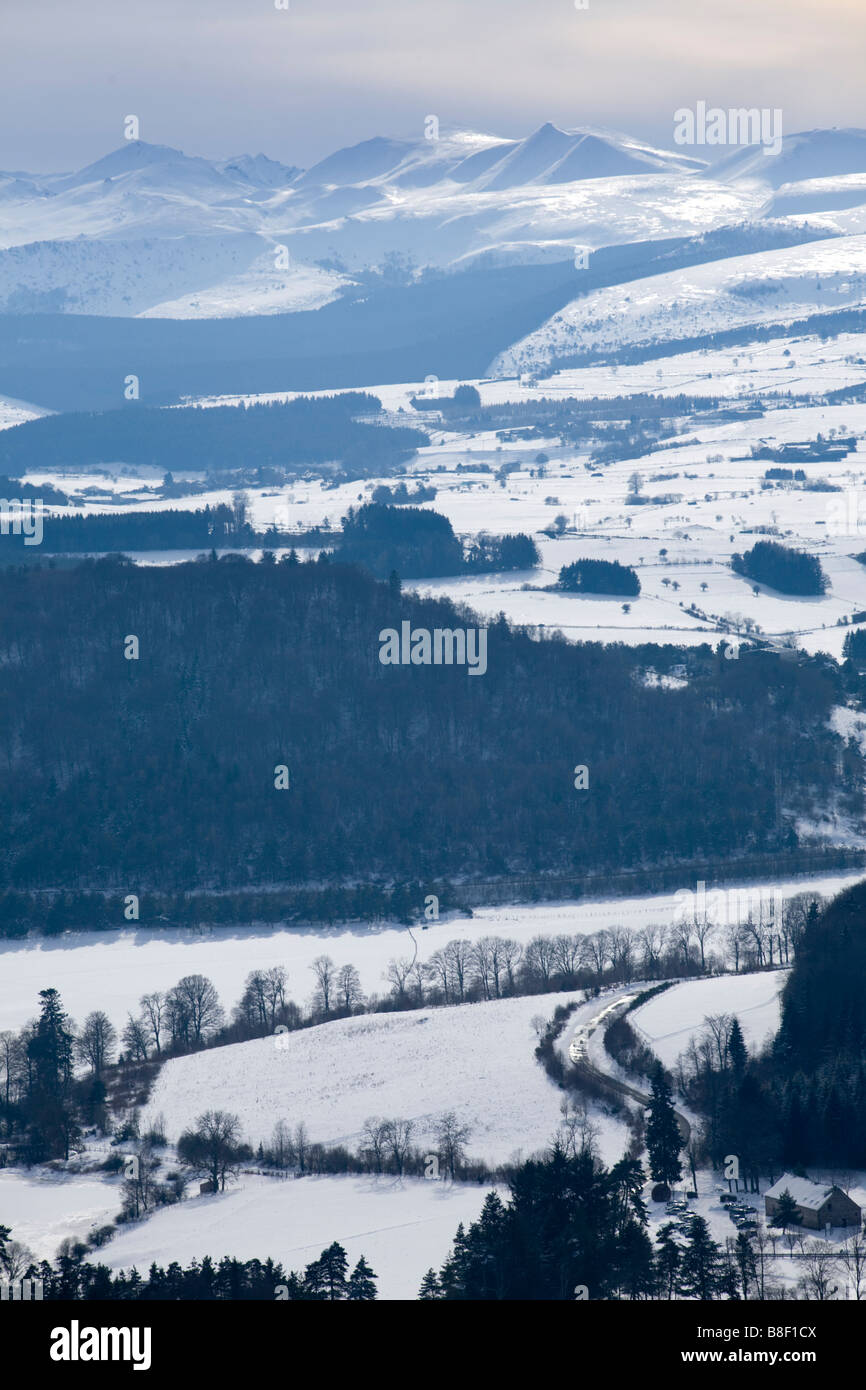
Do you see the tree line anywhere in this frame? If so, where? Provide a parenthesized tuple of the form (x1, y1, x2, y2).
(1, 1225, 377, 1300)
(0, 395, 428, 477)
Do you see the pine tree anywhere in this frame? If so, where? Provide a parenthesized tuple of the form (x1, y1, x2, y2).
(646, 1064, 683, 1186)
(418, 1268, 442, 1300)
(614, 1220, 656, 1300)
(771, 1187, 801, 1230)
(437, 1222, 469, 1299)
(727, 1017, 748, 1075)
(306, 1242, 348, 1301)
(30, 989, 74, 1097)
(679, 1216, 724, 1300)
(26, 988, 79, 1160)
(655, 1223, 681, 1299)
(346, 1256, 377, 1301)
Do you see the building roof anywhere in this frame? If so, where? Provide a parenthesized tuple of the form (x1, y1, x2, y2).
(765, 1173, 840, 1211)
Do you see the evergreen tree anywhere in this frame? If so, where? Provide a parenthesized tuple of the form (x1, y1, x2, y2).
(727, 1017, 748, 1075)
(346, 1256, 377, 1301)
(437, 1222, 469, 1299)
(305, 1241, 349, 1300)
(646, 1064, 683, 1186)
(679, 1217, 724, 1300)
(655, 1223, 681, 1299)
(771, 1188, 801, 1230)
(26, 988, 79, 1160)
(418, 1268, 442, 1300)
(614, 1220, 656, 1300)
(30, 989, 74, 1096)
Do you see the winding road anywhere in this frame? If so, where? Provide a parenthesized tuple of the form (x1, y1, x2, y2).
(566, 990, 692, 1145)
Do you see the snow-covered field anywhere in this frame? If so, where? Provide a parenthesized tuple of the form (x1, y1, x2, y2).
(27, 349, 866, 663)
(0, 870, 853, 1037)
(102, 1172, 493, 1301)
(0, 1167, 122, 1262)
(140, 992, 579, 1166)
(631, 971, 787, 1068)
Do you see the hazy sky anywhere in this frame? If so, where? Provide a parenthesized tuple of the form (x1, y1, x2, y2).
(1, 0, 863, 171)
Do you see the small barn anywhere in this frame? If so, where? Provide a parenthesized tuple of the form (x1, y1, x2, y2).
(765, 1173, 862, 1231)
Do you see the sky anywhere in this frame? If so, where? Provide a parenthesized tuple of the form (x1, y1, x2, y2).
(1, 0, 864, 172)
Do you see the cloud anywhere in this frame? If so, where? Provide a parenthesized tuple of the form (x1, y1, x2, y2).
(0, 0, 863, 170)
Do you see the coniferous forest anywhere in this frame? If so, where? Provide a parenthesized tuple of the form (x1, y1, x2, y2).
(0, 396, 428, 476)
(0, 554, 851, 920)
(731, 541, 828, 596)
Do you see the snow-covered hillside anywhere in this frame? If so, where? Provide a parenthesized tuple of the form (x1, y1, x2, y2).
(141, 994, 579, 1165)
(492, 235, 866, 375)
(631, 972, 787, 1068)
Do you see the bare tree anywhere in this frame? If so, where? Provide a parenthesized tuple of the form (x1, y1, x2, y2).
(670, 919, 694, 970)
(424, 949, 452, 1004)
(383, 1118, 415, 1175)
(838, 1231, 866, 1300)
(261, 967, 288, 1028)
(552, 934, 585, 988)
(361, 1118, 390, 1174)
(0, 1030, 24, 1107)
(434, 1111, 472, 1180)
(407, 959, 425, 1006)
(384, 957, 413, 1005)
(692, 916, 716, 972)
(752, 1225, 770, 1300)
(140, 992, 165, 1055)
(797, 1242, 840, 1301)
(470, 937, 497, 1000)
(741, 914, 766, 969)
(167, 975, 223, 1047)
(444, 939, 473, 1002)
(294, 1121, 309, 1174)
(271, 1119, 292, 1170)
(76, 1011, 117, 1077)
(311, 955, 336, 1016)
(583, 930, 610, 979)
(122, 1140, 160, 1218)
(498, 938, 523, 994)
(608, 925, 634, 982)
(638, 924, 665, 978)
(236, 970, 268, 1031)
(724, 921, 745, 974)
(121, 1013, 150, 1063)
(558, 1099, 599, 1160)
(703, 1014, 734, 1072)
(336, 962, 363, 1014)
(523, 935, 557, 989)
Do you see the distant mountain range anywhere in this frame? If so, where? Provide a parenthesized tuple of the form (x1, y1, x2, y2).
(2, 125, 866, 321)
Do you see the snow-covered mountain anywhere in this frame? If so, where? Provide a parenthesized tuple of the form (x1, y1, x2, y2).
(492, 233, 866, 376)
(0, 126, 865, 325)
